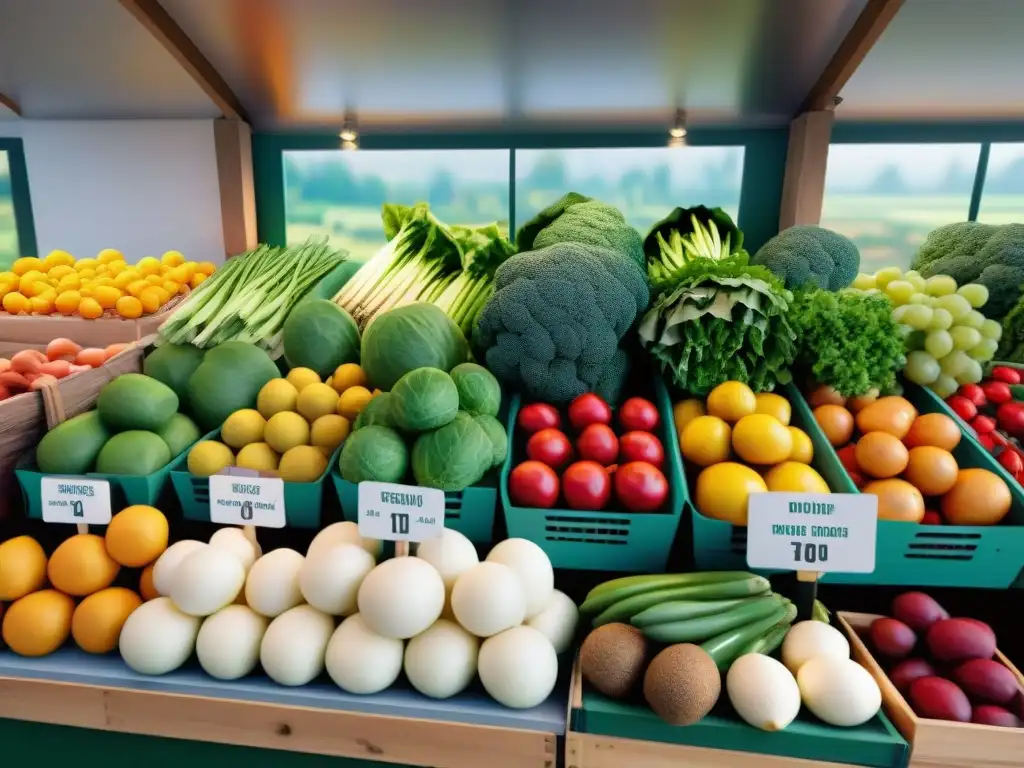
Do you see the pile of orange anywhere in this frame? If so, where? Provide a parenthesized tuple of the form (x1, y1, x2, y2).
(675, 381, 830, 526)
(813, 393, 1012, 526)
(0, 249, 216, 320)
(0, 505, 168, 658)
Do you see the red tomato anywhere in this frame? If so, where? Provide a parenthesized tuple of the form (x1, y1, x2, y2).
(619, 397, 660, 432)
(576, 423, 619, 465)
(971, 415, 996, 434)
(618, 431, 665, 468)
(982, 381, 1012, 405)
(614, 461, 669, 512)
(837, 443, 859, 474)
(562, 461, 612, 510)
(958, 383, 987, 407)
(517, 403, 561, 434)
(509, 461, 560, 508)
(991, 366, 1022, 385)
(921, 510, 943, 525)
(977, 432, 997, 451)
(568, 393, 612, 431)
(526, 428, 573, 469)
(945, 395, 977, 423)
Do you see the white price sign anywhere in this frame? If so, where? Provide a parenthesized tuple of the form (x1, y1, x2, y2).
(41, 478, 112, 525)
(358, 481, 445, 542)
(209, 472, 286, 528)
(746, 493, 877, 573)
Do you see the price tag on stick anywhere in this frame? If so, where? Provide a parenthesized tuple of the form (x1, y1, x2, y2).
(358, 481, 445, 556)
(209, 471, 286, 528)
(41, 478, 112, 528)
(746, 492, 878, 619)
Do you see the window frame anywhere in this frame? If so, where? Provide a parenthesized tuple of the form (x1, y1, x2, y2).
(0, 137, 37, 257)
(253, 128, 788, 253)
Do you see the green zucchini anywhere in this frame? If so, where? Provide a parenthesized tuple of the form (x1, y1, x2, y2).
(580, 571, 755, 615)
(592, 575, 771, 627)
(737, 623, 790, 657)
(642, 595, 784, 644)
(631, 597, 756, 628)
(701, 602, 798, 669)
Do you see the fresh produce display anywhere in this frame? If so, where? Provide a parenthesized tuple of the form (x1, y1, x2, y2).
(0, 339, 129, 400)
(35, 373, 200, 476)
(639, 210, 797, 395)
(1, 505, 170, 655)
(338, 363, 506, 492)
(184, 363, 369, 483)
(1, 249, 211, 319)
(850, 267, 999, 397)
(475, 193, 650, 404)
(578, 571, 881, 731)
(157, 240, 346, 356)
(508, 391, 669, 513)
(333, 204, 515, 335)
(860, 591, 1022, 727)
(813, 393, 1013, 525)
(677, 381, 828, 525)
(751, 225, 861, 291)
(944, 364, 1024, 482)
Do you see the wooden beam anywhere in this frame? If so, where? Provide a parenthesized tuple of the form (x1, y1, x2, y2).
(214, 118, 258, 257)
(779, 110, 835, 230)
(118, 0, 250, 122)
(800, 0, 905, 114)
(0, 93, 21, 117)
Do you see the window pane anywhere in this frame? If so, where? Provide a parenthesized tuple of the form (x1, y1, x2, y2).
(978, 143, 1024, 224)
(821, 143, 981, 272)
(0, 151, 16, 271)
(283, 150, 510, 261)
(514, 147, 745, 237)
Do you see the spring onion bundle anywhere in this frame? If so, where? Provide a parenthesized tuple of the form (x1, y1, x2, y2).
(157, 238, 347, 357)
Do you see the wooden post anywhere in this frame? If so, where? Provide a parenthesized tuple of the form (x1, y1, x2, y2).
(778, 110, 835, 230)
(214, 118, 258, 258)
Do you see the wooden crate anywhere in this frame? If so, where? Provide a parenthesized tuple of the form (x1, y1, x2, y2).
(839, 612, 1024, 768)
(0, 301, 179, 347)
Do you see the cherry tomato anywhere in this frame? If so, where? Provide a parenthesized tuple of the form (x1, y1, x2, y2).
(837, 443, 859, 474)
(614, 461, 669, 512)
(576, 423, 619, 465)
(562, 461, 612, 510)
(982, 380, 1012, 405)
(619, 397, 660, 432)
(517, 403, 561, 434)
(991, 366, 1022, 385)
(509, 461, 560, 508)
(618, 431, 665, 468)
(526, 428, 573, 469)
(945, 395, 977, 423)
(958, 383, 987, 407)
(977, 432, 997, 451)
(971, 415, 996, 434)
(921, 510, 943, 525)
(568, 393, 612, 431)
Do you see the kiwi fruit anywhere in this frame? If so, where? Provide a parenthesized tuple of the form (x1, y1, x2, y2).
(643, 643, 721, 725)
(580, 623, 648, 698)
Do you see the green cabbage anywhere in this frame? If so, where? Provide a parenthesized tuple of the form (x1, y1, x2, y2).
(391, 368, 460, 432)
(449, 363, 501, 417)
(353, 392, 399, 431)
(338, 425, 408, 483)
(473, 414, 508, 468)
(411, 412, 492, 491)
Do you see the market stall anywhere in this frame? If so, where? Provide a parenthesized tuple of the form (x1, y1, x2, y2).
(1, 0, 1023, 766)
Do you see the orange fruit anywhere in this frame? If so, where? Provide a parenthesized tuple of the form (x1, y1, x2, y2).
(807, 385, 847, 408)
(92, 285, 121, 310)
(863, 478, 925, 523)
(116, 295, 143, 319)
(139, 287, 163, 314)
(903, 446, 958, 496)
(2, 291, 29, 314)
(856, 397, 917, 440)
(139, 564, 159, 601)
(732, 414, 793, 465)
(855, 431, 909, 479)
(941, 468, 1011, 525)
(814, 404, 854, 447)
(848, 389, 880, 413)
(903, 413, 961, 452)
(78, 297, 104, 319)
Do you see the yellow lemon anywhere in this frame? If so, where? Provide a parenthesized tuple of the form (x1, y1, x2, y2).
(764, 462, 830, 494)
(187, 440, 234, 476)
(331, 363, 368, 394)
(257, 378, 299, 419)
(695, 463, 767, 525)
(754, 393, 791, 426)
(337, 385, 374, 420)
(161, 250, 185, 267)
(285, 367, 321, 392)
(672, 398, 706, 435)
(277, 445, 328, 483)
(297, 382, 340, 422)
(75, 258, 98, 272)
(310, 414, 351, 455)
(0, 536, 48, 601)
(788, 427, 814, 464)
(265, 411, 311, 454)
(42, 250, 75, 271)
(12, 256, 44, 276)
(47, 265, 76, 281)
(137, 256, 162, 276)
(732, 414, 793, 465)
(221, 409, 266, 449)
(96, 248, 123, 264)
(680, 415, 731, 467)
(706, 381, 757, 423)
(237, 442, 280, 473)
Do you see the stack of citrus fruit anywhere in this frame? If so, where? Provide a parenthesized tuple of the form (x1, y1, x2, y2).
(674, 381, 829, 526)
(812, 393, 1012, 525)
(0, 249, 216, 320)
(0, 505, 168, 657)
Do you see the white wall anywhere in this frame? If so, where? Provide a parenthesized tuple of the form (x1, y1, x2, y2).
(15, 119, 225, 263)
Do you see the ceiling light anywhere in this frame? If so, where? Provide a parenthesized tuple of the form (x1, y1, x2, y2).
(668, 109, 687, 146)
(340, 113, 359, 148)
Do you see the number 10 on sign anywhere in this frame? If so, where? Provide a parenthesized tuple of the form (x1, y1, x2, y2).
(357, 481, 445, 542)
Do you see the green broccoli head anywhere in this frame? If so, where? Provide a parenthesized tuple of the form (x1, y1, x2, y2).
(911, 221, 999, 277)
(474, 242, 649, 403)
(750, 226, 860, 291)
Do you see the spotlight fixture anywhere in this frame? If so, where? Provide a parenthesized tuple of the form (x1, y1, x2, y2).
(340, 112, 359, 149)
(668, 109, 687, 147)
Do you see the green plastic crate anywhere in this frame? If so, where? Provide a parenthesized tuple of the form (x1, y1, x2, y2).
(573, 687, 909, 767)
(692, 382, 1024, 587)
(333, 473, 498, 544)
(168, 429, 337, 528)
(500, 376, 687, 572)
